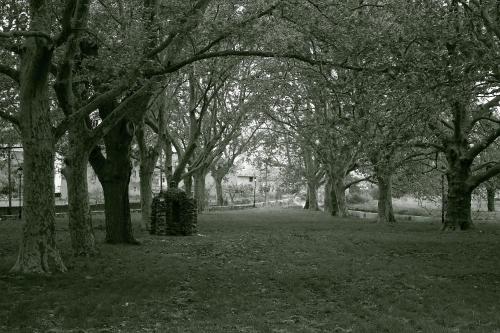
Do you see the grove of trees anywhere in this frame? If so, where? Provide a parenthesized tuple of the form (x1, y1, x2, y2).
(1, 0, 500, 274)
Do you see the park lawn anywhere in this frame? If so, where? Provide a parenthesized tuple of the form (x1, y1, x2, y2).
(1, 209, 500, 333)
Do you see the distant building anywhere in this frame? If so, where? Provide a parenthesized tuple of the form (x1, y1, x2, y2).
(0, 145, 24, 198)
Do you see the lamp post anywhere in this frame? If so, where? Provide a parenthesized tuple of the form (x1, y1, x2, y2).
(253, 176, 257, 208)
(17, 166, 23, 219)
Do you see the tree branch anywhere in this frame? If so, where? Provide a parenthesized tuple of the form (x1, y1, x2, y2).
(150, 50, 365, 77)
(466, 126, 500, 160)
(0, 64, 20, 83)
(467, 163, 500, 190)
(0, 30, 52, 41)
(54, 82, 129, 138)
(0, 111, 19, 127)
(88, 82, 154, 147)
(344, 175, 373, 190)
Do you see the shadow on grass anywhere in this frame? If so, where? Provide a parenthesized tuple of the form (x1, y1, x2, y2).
(1, 208, 500, 332)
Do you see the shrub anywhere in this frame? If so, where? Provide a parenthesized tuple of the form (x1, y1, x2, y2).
(347, 193, 368, 204)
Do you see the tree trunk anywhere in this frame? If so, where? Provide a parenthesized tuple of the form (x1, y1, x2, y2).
(64, 142, 97, 256)
(487, 184, 496, 212)
(194, 169, 207, 212)
(11, 35, 66, 274)
(164, 139, 173, 184)
(331, 178, 348, 217)
(376, 171, 396, 223)
(11, 139, 67, 273)
(214, 176, 224, 206)
(139, 165, 154, 230)
(324, 179, 333, 214)
(306, 181, 319, 211)
(137, 122, 159, 231)
(90, 115, 138, 244)
(184, 174, 193, 197)
(444, 164, 473, 230)
(102, 172, 136, 243)
(303, 191, 310, 209)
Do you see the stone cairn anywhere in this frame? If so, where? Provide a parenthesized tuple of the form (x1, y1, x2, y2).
(150, 183, 197, 236)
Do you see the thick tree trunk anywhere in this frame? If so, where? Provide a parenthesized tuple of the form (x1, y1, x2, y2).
(11, 140, 67, 273)
(331, 178, 348, 217)
(303, 192, 310, 210)
(487, 184, 495, 212)
(102, 172, 136, 243)
(194, 170, 207, 212)
(11, 36, 66, 274)
(90, 115, 137, 244)
(64, 143, 97, 256)
(306, 181, 319, 211)
(444, 164, 473, 230)
(376, 171, 396, 223)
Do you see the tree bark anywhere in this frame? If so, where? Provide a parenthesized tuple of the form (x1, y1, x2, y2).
(64, 137, 97, 256)
(306, 181, 319, 211)
(324, 179, 333, 214)
(194, 169, 208, 212)
(137, 122, 160, 231)
(139, 163, 155, 230)
(376, 170, 396, 223)
(101, 169, 136, 243)
(164, 138, 173, 184)
(184, 174, 193, 197)
(90, 114, 138, 244)
(444, 161, 473, 230)
(214, 175, 224, 206)
(11, 28, 67, 273)
(331, 177, 348, 217)
(487, 183, 496, 212)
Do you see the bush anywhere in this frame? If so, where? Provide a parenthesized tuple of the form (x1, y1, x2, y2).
(369, 186, 379, 200)
(347, 193, 368, 204)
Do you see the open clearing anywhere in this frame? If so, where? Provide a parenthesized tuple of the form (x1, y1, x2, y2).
(1, 208, 500, 332)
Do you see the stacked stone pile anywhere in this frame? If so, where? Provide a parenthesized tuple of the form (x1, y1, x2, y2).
(150, 186, 197, 236)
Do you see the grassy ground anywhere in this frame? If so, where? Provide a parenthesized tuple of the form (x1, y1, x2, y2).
(348, 196, 499, 217)
(1, 209, 500, 333)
